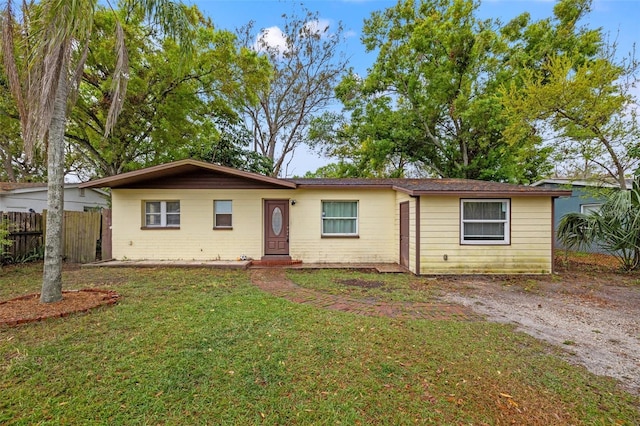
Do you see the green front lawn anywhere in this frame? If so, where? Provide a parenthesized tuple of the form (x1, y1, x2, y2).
(1, 264, 638, 425)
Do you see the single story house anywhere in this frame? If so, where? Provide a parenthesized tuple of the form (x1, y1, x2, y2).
(0, 182, 109, 213)
(79, 159, 570, 274)
(531, 178, 631, 252)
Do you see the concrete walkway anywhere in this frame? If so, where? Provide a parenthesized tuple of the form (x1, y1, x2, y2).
(249, 269, 481, 321)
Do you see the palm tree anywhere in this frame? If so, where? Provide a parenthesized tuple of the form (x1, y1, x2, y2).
(1, 0, 192, 302)
(557, 175, 640, 271)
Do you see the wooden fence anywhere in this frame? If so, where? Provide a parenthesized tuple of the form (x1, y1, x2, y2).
(61, 210, 102, 263)
(1, 210, 108, 264)
(0, 211, 44, 263)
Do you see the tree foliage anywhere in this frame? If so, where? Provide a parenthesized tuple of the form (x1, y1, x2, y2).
(502, 52, 639, 189)
(0, 0, 193, 302)
(188, 118, 274, 175)
(66, 4, 271, 179)
(310, 0, 604, 182)
(0, 69, 47, 181)
(238, 8, 349, 177)
(0, 219, 10, 257)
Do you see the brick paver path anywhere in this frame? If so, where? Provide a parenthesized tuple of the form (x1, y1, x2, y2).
(250, 269, 481, 321)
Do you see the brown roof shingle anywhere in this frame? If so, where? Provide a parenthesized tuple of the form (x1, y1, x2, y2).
(77, 160, 571, 197)
(289, 178, 570, 197)
(0, 182, 47, 193)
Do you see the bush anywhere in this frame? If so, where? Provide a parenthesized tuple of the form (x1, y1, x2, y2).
(558, 176, 640, 271)
(0, 220, 11, 265)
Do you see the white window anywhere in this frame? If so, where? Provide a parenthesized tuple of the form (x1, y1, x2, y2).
(214, 200, 232, 228)
(460, 199, 510, 244)
(580, 203, 602, 215)
(322, 201, 358, 236)
(144, 201, 180, 228)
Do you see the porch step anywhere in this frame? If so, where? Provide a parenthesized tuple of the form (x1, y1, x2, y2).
(252, 256, 302, 267)
(375, 264, 407, 273)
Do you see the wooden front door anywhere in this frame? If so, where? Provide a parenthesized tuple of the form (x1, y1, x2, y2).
(264, 200, 289, 255)
(399, 201, 409, 268)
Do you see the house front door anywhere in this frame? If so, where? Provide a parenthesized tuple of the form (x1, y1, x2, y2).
(399, 201, 409, 268)
(264, 199, 289, 256)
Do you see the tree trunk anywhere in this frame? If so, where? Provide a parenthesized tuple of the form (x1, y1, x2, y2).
(40, 71, 69, 303)
(1, 146, 16, 181)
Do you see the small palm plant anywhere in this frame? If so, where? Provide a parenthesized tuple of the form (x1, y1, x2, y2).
(557, 176, 640, 271)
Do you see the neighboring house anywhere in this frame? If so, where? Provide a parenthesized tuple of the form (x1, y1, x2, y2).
(0, 182, 110, 213)
(531, 178, 631, 252)
(79, 159, 570, 274)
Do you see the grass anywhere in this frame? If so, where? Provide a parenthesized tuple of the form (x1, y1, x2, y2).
(287, 269, 440, 303)
(1, 264, 638, 425)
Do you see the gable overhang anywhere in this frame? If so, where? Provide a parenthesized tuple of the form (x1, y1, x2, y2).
(78, 159, 297, 190)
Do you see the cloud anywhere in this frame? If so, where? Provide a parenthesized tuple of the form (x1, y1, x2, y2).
(253, 19, 336, 57)
(344, 30, 357, 38)
(303, 19, 330, 36)
(254, 26, 289, 55)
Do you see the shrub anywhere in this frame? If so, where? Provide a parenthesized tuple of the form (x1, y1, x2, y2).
(558, 176, 640, 270)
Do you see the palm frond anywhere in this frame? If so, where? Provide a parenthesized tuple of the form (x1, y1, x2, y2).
(125, 0, 194, 56)
(557, 212, 598, 252)
(104, 19, 128, 138)
(1, 0, 29, 155)
(7, 0, 96, 158)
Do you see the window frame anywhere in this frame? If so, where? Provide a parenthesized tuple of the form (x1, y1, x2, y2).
(460, 199, 510, 245)
(142, 200, 180, 229)
(214, 200, 233, 229)
(580, 203, 602, 215)
(321, 200, 359, 237)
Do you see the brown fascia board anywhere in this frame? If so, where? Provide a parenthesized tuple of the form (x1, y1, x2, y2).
(78, 159, 296, 189)
(292, 183, 394, 190)
(393, 187, 573, 197)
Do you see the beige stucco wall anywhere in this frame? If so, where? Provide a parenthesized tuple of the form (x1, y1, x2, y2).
(418, 196, 553, 274)
(112, 188, 293, 260)
(111, 188, 397, 263)
(290, 188, 397, 263)
(111, 188, 554, 272)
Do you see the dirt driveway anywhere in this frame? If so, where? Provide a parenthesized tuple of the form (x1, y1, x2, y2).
(436, 256, 640, 395)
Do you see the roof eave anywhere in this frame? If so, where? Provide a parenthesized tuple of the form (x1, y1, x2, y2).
(78, 159, 296, 189)
(294, 183, 393, 190)
(408, 190, 573, 197)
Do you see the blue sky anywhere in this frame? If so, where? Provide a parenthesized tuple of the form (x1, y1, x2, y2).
(187, 0, 640, 176)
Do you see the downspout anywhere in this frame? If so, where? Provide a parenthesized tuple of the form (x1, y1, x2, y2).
(414, 195, 421, 275)
(551, 197, 556, 274)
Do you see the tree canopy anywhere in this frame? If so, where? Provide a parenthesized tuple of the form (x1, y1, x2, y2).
(502, 49, 639, 189)
(66, 4, 271, 179)
(309, 0, 617, 182)
(238, 8, 349, 177)
(1, 0, 193, 302)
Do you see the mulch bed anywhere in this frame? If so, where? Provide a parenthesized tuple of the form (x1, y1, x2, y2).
(0, 289, 120, 327)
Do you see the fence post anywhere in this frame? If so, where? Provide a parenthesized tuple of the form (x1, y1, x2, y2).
(101, 209, 112, 261)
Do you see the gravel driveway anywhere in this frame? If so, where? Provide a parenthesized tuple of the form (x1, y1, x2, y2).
(437, 272, 640, 395)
